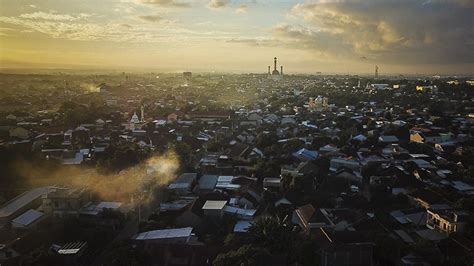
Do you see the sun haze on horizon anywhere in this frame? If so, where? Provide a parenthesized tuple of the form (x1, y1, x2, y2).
(0, 0, 473, 75)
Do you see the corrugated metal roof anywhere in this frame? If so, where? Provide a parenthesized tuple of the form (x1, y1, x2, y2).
(202, 200, 227, 210)
(134, 227, 193, 240)
(0, 187, 52, 218)
(12, 209, 44, 226)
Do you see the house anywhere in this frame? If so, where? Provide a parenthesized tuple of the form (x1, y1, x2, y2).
(292, 204, 334, 233)
(223, 205, 256, 220)
(330, 158, 361, 173)
(9, 126, 31, 140)
(160, 199, 194, 212)
(215, 175, 240, 191)
(368, 83, 389, 90)
(133, 227, 194, 244)
(281, 161, 319, 178)
(238, 191, 260, 209)
(198, 175, 218, 195)
(263, 113, 279, 124)
(236, 131, 255, 144)
(11, 209, 46, 230)
(61, 150, 84, 165)
(352, 134, 367, 142)
(202, 200, 227, 218)
(332, 168, 363, 184)
(281, 116, 297, 125)
(409, 189, 444, 209)
(319, 231, 375, 266)
(227, 142, 251, 160)
(450, 181, 474, 195)
(410, 130, 444, 144)
(167, 173, 197, 195)
(319, 144, 339, 154)
(293, 148, 318, 161)
(390, 208, 427, 227)
(426, 208, 469, 235)
(0, 186, 52, 226)
(274, 197, 293, 208)
(246, 113, 263, 126)
(63, 129, 73, 144)
(378, 135, 399, 144)
(263, 178, 281, 189)
(79, 201, 123, 217)
(42, 187, 90, 218)
(52, 241, 88, 266)
(234, 220, 253, 233)
(186, 111, 231, 122)
(132, 227, 208, 265)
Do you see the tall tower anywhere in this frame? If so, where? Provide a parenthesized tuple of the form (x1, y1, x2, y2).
(140, 105, 145, 122)
(268, 66, 271, 75)
(375, 65, 379, 79)
(274, 57, 277, 71)
(281, 66, 283, 76)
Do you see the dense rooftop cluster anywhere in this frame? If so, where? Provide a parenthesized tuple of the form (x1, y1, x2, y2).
(0, 72, 473, 265)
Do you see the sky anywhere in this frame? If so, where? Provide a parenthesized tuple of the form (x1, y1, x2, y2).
(0, 0, 473, 74)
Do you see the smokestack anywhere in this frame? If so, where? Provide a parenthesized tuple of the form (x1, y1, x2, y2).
(268, 66, 270, 75)
(274, 57, 277, 71)
(281, 66, 283, 76)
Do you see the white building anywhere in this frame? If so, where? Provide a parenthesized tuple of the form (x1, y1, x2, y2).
(202, 200, 227, 218)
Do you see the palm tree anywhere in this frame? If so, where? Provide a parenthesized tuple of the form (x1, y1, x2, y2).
(247, 216, 293, 254)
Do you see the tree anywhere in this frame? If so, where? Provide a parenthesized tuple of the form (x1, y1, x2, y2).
(223, 233, 242, 249)
(207, 139, 222, 152)
(213, 244, 272, 266)
(171, 142, 192, 169)
(103, 240, 145, 266)
(247, 216, 293, 254)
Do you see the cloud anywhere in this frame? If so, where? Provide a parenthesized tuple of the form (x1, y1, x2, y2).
(0, 16, 123, 41)
(137, 0, 190, 7)
(283, 1, 474, 64)
(0, 13, 231, 43)
(0, 26, 15, 36)
(208, 0, 229, 9)
(236, 4, 249, 14)
(226, 37, 273, 46)
(18, 11, 89, 21)
(138, 15, 162, 22)
(271, 23, 352, 58)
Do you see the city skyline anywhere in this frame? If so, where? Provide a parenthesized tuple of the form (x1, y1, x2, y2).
(1, 0, 473, 75)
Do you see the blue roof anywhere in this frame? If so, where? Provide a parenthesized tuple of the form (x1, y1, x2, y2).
(293, 148, 318, 160)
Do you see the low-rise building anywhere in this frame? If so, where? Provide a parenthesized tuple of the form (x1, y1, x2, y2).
(133, 227, 194, 244)
(11, 209, 46, 230)
(426, 209, 468, 235)
(202, 200, 227, 218)
(42, 187, 90, 218)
